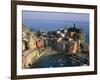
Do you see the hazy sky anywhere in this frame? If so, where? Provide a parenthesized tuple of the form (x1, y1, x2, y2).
(22, 11, 89, 22)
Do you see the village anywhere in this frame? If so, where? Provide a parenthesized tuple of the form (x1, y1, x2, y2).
(22, 24, 89, 69)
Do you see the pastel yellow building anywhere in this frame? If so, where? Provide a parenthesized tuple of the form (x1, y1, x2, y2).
(28, 32, 37, 49)
(22, 25, 40, 68)
(22, 49, 39, 68)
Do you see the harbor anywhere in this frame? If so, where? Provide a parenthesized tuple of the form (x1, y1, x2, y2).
(22, 24, 89, 69)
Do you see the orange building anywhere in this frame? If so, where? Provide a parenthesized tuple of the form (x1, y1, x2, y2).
(36, 39, 44, 49)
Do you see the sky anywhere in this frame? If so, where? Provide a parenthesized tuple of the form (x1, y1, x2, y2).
(22, 11, 89, 31)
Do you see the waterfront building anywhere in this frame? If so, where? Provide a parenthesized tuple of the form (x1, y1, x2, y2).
(22, 49, 39, 68)
(28, 31, 37, 49)
(36, 38, 44, 49)
(22, 25, 30, 51)
(65, 24, 85, 54)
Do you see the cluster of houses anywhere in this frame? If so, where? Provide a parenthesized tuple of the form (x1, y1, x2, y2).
(22, 25, 46, 68)
(22, 24, 89, 68)
(39, 24, 87, 54)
